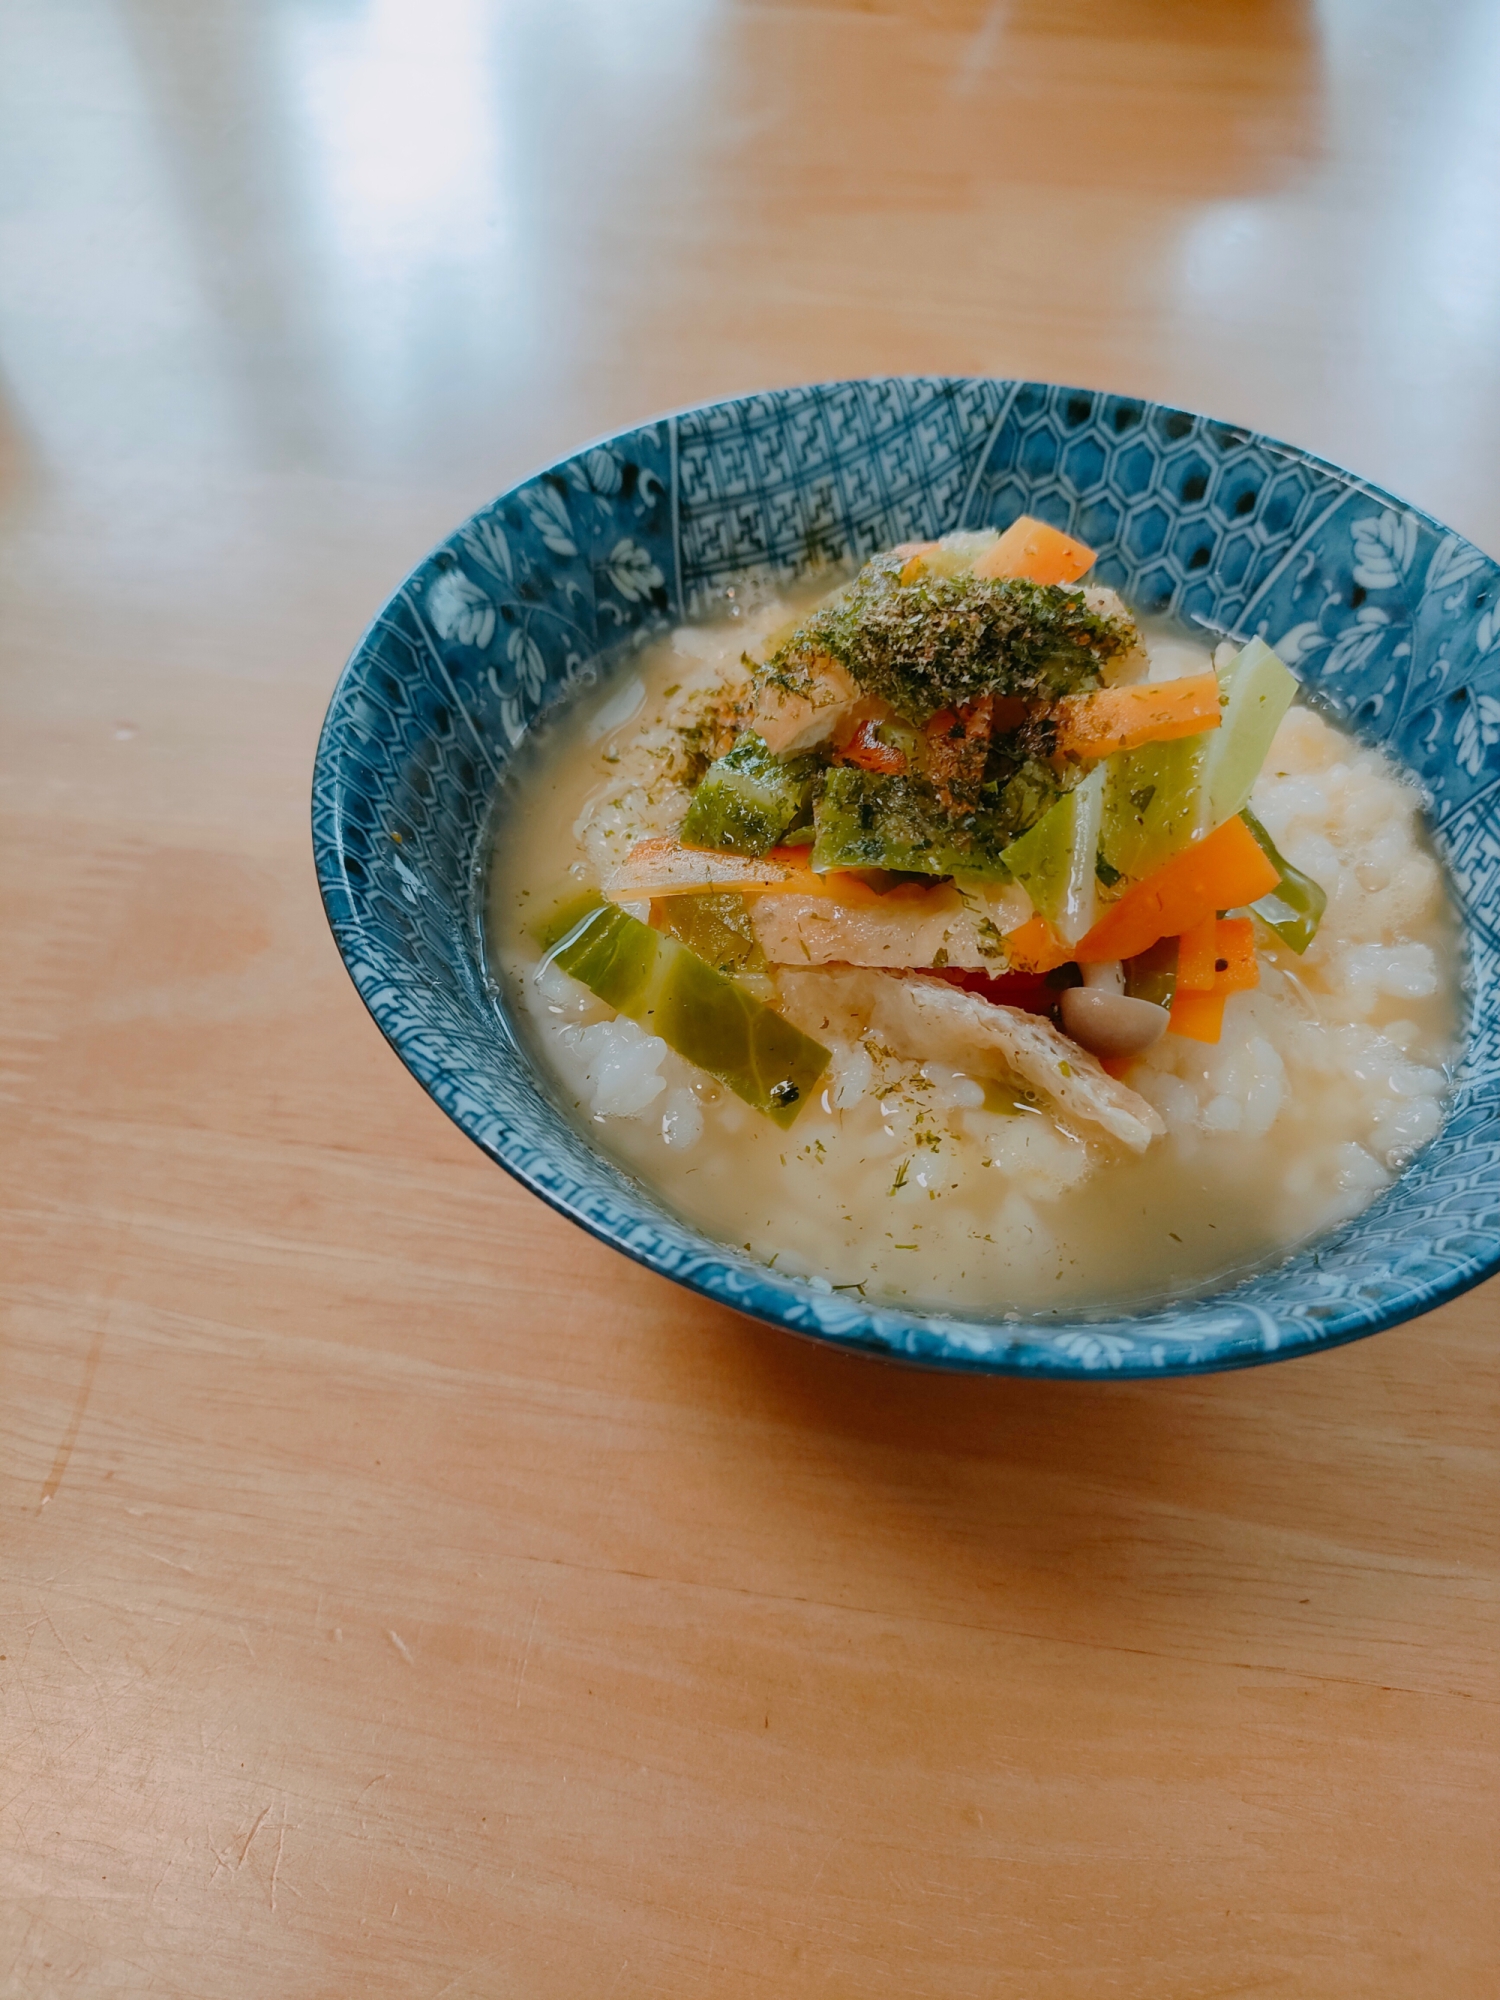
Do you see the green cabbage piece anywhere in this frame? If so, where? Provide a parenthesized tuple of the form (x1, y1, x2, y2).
(538, 897, 828, 1127)
(655, 891, 765, 976)
(810, 768, 1016, 881)
(679, 731, 819, 856)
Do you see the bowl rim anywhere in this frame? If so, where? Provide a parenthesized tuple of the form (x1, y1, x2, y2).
(312, 372, 1498, 1377)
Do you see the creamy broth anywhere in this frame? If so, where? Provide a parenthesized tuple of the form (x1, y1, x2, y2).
(484, 588, 1461, 1320)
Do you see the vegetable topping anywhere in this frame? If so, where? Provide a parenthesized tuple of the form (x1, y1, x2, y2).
(561, 517, 1330, 1128)
(760, 555, 1131, 725)
(970, 515, 1098, 586)
(1054, 672, 1222, 760)
(1242, 807, 1329, 954)
(539, 896, 830, 1127)
(1073, 812, 1281, 965)
(680, 730, 818, 855)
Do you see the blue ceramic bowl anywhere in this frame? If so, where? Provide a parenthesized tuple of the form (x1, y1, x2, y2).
(313, 378, 1499, 1376)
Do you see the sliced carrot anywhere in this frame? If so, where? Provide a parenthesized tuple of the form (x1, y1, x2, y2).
(1175, 912, 1221, 993)
(1169, 988, 1228, 1044)
(972, 515, 1096, 586)
(1074, 815, 1281, 964)
(837, 718, 907, 775)
(1171, 916, 1259, 1033)
(1054, 672, 1222, 760)
(1211, 916, 1259, 993)
(1002, 912, 1074, 974)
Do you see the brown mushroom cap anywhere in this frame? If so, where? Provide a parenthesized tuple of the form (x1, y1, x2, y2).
(1058, 987, 1171, 1060)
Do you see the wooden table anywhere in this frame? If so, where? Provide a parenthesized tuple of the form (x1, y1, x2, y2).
(3, 4, 1496, 1992)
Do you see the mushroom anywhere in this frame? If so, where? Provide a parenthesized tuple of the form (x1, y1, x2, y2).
(1080, 959, 1125, 994)
(1058, 986, 1170, 1061)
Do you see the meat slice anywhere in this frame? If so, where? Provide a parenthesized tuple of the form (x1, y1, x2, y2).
(749, 656, 861, 754)
(777, 967, 1164, 1154)
(871, 975, 1164, 1153)
(603, 837, 798, 900)
(751, 882, 1031, 969)
(1080, 586, 1151, 685)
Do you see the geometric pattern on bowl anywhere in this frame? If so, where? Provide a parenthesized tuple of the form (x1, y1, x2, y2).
(313, 378, 1500, 1375)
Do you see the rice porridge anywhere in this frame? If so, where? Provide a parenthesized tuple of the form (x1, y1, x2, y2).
(485, 525, 1460, 1317)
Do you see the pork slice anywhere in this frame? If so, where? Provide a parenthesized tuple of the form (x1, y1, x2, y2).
(1082, 586, 1151, 686)
(750, 657, 861, 754)
(603, 837, 797, 900)
(774, 966, 886, 1047)
(872, 974, 1164, 1153)
(774, 968, 1163, 1152)
(753, 885, 1030, 970)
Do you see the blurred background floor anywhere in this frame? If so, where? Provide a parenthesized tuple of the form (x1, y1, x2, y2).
(1, 4, 1497, 1996)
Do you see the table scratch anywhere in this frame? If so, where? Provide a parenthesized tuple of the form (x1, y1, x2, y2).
(269, 1811, 286, 1911)
(238, 1803, 271, 1870)
(515, 1597, 541, 1709)
(39, 1266, 121, 1508)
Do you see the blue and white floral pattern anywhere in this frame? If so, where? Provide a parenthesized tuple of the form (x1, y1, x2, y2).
(313, 379, 1500, 1377)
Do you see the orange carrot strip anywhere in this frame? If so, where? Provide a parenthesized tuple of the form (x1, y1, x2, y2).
(1054, 672, 1222, 760)
(972, 515, 1096, 586)
(837, 718, 907, 774)
(1211, 916, 1259, 993)
(1169, 988, 1228, 1044)
(1177, 914, 1259, 999)
(1003, 912, 1074, 974)
(1176, 913, 1221, 993)
(1074, 815, 1281, 964)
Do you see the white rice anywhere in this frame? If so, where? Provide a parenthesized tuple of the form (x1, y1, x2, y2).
(492, 611, 1459, 1315)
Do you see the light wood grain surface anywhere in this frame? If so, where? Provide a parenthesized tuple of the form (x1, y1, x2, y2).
(2, 4, 1497, 1994)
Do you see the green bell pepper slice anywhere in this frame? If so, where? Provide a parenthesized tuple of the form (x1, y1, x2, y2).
(1241, 808, 1327, 953)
